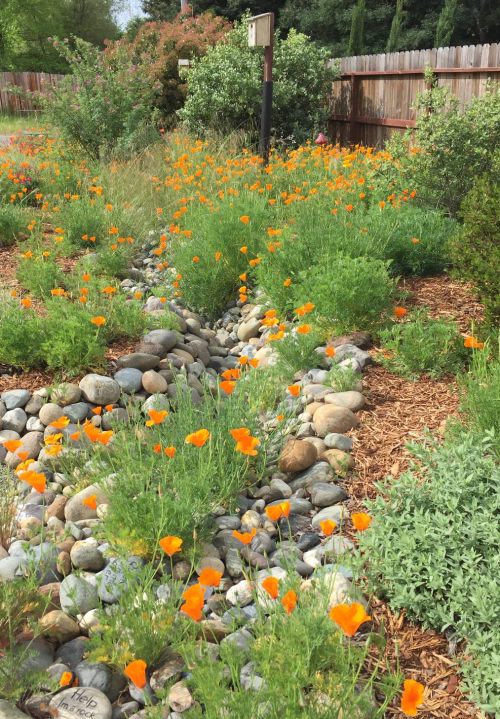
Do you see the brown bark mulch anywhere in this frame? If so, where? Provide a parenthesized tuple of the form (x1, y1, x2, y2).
(344, 275, 487, 719)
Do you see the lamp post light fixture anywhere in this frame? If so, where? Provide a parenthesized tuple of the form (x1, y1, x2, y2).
(248, 12, 275, 165)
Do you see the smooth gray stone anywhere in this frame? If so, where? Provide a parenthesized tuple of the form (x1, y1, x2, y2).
(49, 687, 112, 719)
(60, 574, 100, 615)
(1, 389, 31, 410)
(95, 556, 145, 603)
(114, 368, 143, 394)
(65, 402, 91, 423)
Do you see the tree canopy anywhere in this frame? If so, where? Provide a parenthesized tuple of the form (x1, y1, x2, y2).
(143, 0, 500, 56)
(0, 0, 122, 72)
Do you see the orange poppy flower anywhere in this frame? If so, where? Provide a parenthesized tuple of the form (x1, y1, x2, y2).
(215, 251, 222, 261)
(159, 535, 183, 556)
(239, 215, 250, 224)
(181, 601, 203, 622)
(153, 443, 162, 454)
(249, 257, 261, 267)
(261, 576, 279, 599)
(21, 297, 32, 308)
(21, 470, 46, 493)
(44, 444, 64, 457)
(2, 439, 22, 453)
(287, 384, 300, 397)
(91, 316, 106, 326)
(463, 335, 484, 350)
(411, 237, 420, 244)
(351, 512, 372, 531)
(265, 501, 291, 521)
(185, 429, 210, 447)
(134, 291, 143, 300)
(283, 278, 292, 287)
(51, 288, 66, 296)
(393, 306, 408, 318)
(329, 602, 371, 636)
(164, 446, 176, 458)
(230, 427, 251, 441)
(345, 204, 354, 212)
(17, 451, 29, 461)
(91, 406, 102, 415)
(59, 671, 73, 687)
(82, 273, 91, 282)
(221, 368, 241, 380)
(105, 404, 114, 412)
(248, 358, 259, 368)
(238, 355, 248, 365)
(319, 519, 337, 535)
(232, 528, 257, 544)
(281, 589, 297, 614)
(145, 409, 169, 427)
(235, 435, 260, 456)
(45, 433, 63, 446)
(239, 272, 247, 282)
(183, 582, 206, 605)
(70, 431, 81, 441)
(108, 226, 119, 235)
(83, 495, 98, 510)
(124, 659, 147, 689)
(199, 567, 223, 587)
(220, 380, 236, 395)
(240, 246, 248, 254)
(95, 430, 113, 446)
(325, 346, 336, 357)
(48, 416, 69, 431)
(400, 679, 425, 716)
(102, 286, 117, 295)
(296, 324, 311, 334)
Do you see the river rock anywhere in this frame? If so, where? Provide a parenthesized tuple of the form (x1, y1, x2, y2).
(311, 505, 349, 530)
(2, 408, 27, 434)
(64, 485, 108, 522)
(322, 449, 355, 475)
(39, 610, 80, 642)
(324, 391, 366, 412)
(70, 539, 105, 571)
(309, 482, 348, 507)
(39, 403, 65, 426)
(142, 329, 178, 353)
(49, 687, 112, 719)
(60, 574, 99, 615)
(114, 368, 143, 394)
(95, 556, 145, 603)
(1, 389, 31, 410)
(323, 433, 353, 451)
(79, 375, 121, 405)
(312, 405, 359, 437)
(141, 370, 168, 394)
(116, 353, 160, 371)
(52, 383, 82, 406)
(4, 431, 43, 467)
(278, 439, 317, 474)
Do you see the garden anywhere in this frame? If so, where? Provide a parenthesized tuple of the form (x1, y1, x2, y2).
(0, 10, 499, 719)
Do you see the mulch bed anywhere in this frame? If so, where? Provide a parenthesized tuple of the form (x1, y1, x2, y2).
(344, 275, 486, 719)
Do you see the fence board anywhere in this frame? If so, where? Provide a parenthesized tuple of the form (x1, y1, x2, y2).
(0, 72, 64, 115)
(329, 42, 500, 146)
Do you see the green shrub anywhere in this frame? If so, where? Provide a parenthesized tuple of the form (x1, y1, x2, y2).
(357, 430, 500, 715)
(16, 254, 65, 298)
(180, 21, 335, 144)
(41, 37, 158, 158)
(274, 327, 324, 375)
(291, 254, 394, 334)
(41, 297, 106, 373)
(379, 309, 467, 379)
(449, 172, 500, 326)
(325, 364, 362, 392)
(57, 195, 134, 249)
(388, 82, 500, 216)
(171, 190, 269, 317)
(459, 340, 500, 455)
(0, 298, 44, 369)
(0, 204, 30, 246)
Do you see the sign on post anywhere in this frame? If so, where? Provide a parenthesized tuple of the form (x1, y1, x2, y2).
(248, 13, 274, 164)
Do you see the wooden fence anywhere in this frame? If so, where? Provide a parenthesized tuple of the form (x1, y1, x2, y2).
(0, 72, 64, 115)
(328, 43, 500, 146)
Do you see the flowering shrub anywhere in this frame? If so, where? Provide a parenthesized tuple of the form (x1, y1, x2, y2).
(179, 21, 335, 143)
(108, 12, 231, 129)
(41, 37, 158, 158)
(389, 84, 500, 216)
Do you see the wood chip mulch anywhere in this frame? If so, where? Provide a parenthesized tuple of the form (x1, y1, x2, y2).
(342, 275, 489, 719)
(400, 275, 484, 333)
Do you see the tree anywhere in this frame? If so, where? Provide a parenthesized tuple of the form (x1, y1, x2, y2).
(0, 0, 121, 71)
(386, 0, 405, 52)
(348, 0, 365, 55)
